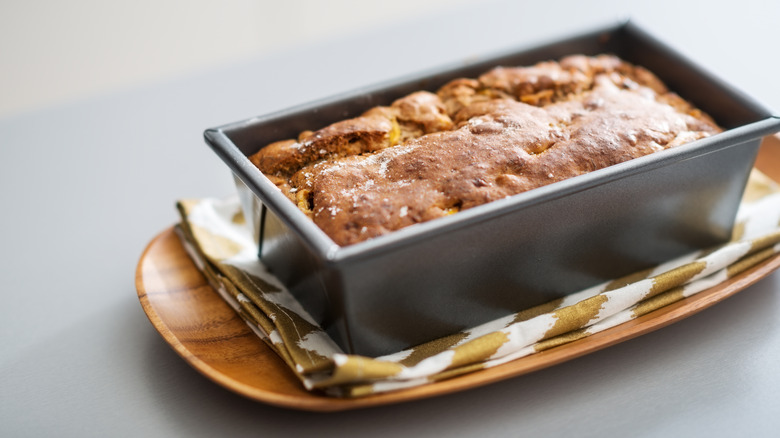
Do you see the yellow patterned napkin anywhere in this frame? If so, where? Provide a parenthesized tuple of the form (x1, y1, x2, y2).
(176, 169, 780, 397)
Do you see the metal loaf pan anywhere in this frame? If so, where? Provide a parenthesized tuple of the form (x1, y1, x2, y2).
(205, 21, 780, 356)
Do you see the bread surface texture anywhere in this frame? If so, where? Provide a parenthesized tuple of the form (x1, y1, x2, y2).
(249, 55, 721, 246)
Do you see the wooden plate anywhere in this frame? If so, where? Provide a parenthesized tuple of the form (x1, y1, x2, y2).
(135, 135, 780, 412)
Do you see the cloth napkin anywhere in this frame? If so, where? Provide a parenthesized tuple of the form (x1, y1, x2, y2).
(176, 169, 780, 398)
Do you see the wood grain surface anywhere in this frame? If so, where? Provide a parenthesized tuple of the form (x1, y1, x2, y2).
(136, 135, 780, 412)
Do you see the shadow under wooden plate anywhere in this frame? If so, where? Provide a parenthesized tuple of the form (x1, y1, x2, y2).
(135, 135, 780, 412)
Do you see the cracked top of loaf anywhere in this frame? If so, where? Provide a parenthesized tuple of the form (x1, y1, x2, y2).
(249, 54, 721, 246)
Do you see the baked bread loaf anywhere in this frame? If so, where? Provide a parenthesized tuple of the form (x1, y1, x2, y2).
(249, 55, 721, 246)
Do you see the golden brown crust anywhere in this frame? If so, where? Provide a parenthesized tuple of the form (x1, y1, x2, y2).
(250, 91, 455, 178)
(248, 55, 722, 246)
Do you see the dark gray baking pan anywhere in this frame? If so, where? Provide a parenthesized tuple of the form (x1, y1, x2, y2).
(205, 20, 780, 356)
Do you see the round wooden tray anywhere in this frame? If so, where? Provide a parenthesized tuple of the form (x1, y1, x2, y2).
(135, 135, 780, 412)
(135, 227, 780, 411)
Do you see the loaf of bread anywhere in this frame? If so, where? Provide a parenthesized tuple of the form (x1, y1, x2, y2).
(249, 55, 721, 246)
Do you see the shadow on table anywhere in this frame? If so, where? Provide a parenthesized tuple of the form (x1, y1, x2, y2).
(139, 274, 779, 437)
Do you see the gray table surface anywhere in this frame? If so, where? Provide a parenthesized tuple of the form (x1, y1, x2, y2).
(2, 1, 779, 436)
